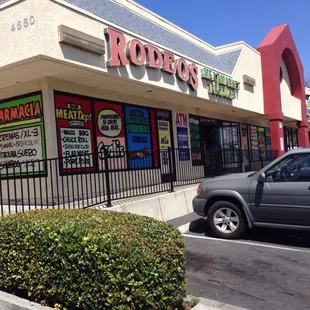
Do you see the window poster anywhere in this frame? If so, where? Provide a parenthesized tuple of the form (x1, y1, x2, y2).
(0, 92, 46, 177)
(280, 137, 285, 151)
(156, 110, 172, 174)
(125, 106, 152, 169)
(94, 101, 126, 170)
(54, 93, 95, 173)
(250, 126, 259, 161)
(258, 127, 266, 160)
(175, 112, 189, 161)
(241, 125, 249, 150)
(189, 115, 202, 166)
(265, 128, 272, 161)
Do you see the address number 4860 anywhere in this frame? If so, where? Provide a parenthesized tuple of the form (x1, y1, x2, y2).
(11, 16, 35, 32)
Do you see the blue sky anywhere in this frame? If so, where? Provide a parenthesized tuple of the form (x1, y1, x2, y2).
(136, 0, 310, 78)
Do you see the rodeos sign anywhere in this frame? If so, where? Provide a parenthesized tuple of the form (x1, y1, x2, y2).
(104, 28, 199, 91)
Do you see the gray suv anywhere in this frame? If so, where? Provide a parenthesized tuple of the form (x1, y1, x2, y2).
(193, 147, 310, 239)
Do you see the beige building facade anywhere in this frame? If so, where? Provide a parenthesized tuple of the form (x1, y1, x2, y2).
(0, 0, 308, 193)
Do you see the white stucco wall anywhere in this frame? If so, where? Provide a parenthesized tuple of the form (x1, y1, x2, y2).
(218, 43, 264, 115)
(280, 58, 301, 120)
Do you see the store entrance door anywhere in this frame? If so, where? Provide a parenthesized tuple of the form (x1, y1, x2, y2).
(218, 123, 241, 174)
(200, 118, 222, 177)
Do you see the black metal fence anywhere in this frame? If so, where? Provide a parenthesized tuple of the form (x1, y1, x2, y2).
(0, 148, 278, 216)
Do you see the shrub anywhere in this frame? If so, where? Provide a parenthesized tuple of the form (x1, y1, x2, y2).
(0, 209, 186, 309)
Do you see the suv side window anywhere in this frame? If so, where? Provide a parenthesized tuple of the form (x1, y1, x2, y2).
(265, 153, 310, 182)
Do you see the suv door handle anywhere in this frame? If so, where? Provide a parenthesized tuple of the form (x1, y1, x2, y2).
(308, 186, 310, 190)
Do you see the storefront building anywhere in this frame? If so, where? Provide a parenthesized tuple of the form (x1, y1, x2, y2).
(0, 0, 308, 200)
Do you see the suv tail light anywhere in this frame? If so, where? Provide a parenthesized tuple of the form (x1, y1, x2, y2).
(197, 187, 201, 196)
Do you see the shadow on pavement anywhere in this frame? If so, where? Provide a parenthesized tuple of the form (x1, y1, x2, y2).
(187, 218, 310, 249)
(244, 228, 310, 249)
(188, 218, 208, 234)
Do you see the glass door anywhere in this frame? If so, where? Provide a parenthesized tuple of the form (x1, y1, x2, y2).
(218, 122, 241, 173)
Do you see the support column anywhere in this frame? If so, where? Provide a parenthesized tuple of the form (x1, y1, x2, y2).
(297, 121, 309, 147)
(269, 118, 285, 156)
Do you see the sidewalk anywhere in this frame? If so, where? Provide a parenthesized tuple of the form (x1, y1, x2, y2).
(192, 297, 249, 310)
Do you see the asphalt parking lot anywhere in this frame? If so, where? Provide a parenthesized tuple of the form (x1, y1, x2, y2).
(169, 214, 310, 310)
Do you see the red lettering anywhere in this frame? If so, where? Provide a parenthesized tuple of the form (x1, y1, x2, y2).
(24, 103, 30, 117)
(176, 58, 189, 82)
(10, 107, 18, 120)
(176, 113, 187, 127)
(34, 101, 41, 116)
(104, 28, 129, 66)
(127, 39, 146, 66)
(18, 105, 25, 119)
(145, 44, 163, 69)
(162, 51, 176, 74)
(4, 109, 10, 121)
(188, 63, 199, 91)
(0, 111, 3, 122)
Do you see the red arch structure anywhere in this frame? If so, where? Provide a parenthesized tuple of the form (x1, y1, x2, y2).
(257, 24, 309, 155)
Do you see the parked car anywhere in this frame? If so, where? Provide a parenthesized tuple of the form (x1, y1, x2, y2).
(193, 147, 310, 239)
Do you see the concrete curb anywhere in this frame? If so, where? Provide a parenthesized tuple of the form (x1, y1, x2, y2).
(0, 290, 52, 310)
(109, 185, 198, 221)
(191, 297, 248, 310)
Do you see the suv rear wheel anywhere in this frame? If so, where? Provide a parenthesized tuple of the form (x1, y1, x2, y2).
(207, 201, 246, 239)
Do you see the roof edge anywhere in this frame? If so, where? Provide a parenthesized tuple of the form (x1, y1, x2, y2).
(122, 0, 217, 52)
(215, 41, 260, 55)
(0, 0, 23, 11)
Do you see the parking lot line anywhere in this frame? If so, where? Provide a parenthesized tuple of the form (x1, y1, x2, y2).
(183, 233, 310, 253)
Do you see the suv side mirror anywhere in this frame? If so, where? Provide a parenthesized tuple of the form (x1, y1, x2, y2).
(258, 172, 266, 183)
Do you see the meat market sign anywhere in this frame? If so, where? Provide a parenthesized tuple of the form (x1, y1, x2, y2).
(201, 68, 240, 100)
(104, 28, 199, 91)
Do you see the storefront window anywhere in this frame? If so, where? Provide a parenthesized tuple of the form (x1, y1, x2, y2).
(265, 128, 272, 161)
(189, 114, 203, 166)
(258, 127, 266, 160)
(250, 126, 259, 161)
(284, 127, 298, 151)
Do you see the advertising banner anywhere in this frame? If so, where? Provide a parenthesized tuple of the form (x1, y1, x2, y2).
(158, 119, 171, 173)
(125, 106, 152, 169)
(241, 128, 249, 150)
(55, 93, 95, 173)
(94, 100, 126, 170)
(158, 120, 171, 149)
(150, 109, 159, 168)
(250, 126, 259, 161)
(0, 93, 46, 177)
(175, 112, 189, 161)
(189, 115, 202, 166)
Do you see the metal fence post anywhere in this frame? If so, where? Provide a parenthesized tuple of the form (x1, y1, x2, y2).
(248, 149, 252, 172)
(104, 149, 112, 207)
(168, 147, 174, 193)
(239, 148, 243, 173)
(259, 148, 264, 169)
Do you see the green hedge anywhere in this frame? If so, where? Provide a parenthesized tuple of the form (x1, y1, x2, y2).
(0, 210, 186, 309)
